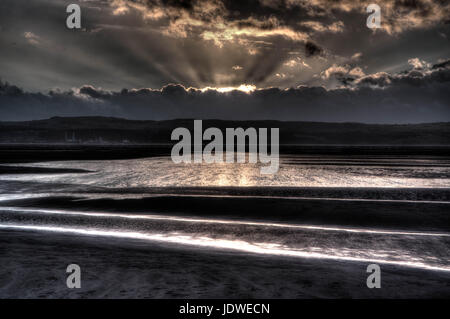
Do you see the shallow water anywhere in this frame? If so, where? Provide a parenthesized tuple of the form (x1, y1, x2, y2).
(1, 154, 449, 188)
(0, 154, 449, 273)
(0, 206, 449, 272)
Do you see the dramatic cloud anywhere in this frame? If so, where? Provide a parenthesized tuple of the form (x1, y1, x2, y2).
(110, 0, 450, 38)
(23, 31, 40, 45)
(1, 0, 449, 92)
(408, 57, 431, 70)
(1, 59, 449, 123)
(0, 0, 449, 123)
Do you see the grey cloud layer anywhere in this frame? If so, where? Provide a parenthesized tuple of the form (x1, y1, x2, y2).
(0, 0, 449, 92)
(1, 60, 449, 123)
(0, 0, 449, 123)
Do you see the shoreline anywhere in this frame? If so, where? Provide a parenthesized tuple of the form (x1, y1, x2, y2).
(1, 144, 450, 164)
(2, 194, 449, 232)
(0, 149, 448, 298)
(1, 228, 449, 299)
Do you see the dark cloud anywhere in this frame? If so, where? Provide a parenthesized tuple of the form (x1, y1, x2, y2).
(432, 59, 450, 70)
(354, 62, 450, 88)
(0, 81, 23, 96)
(1, 62, 449, 123)
(305, 41, 322, 57)
(0, 0, 449, 92)
(0, 0, 449, 123)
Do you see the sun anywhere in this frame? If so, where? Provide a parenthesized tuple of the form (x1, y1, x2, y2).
(201, 84, 256, 94)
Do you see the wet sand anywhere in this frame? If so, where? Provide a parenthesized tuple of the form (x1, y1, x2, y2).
(0, 166, 91, 175)
(2, 193, 449, 232)
(1, 229, 449, 299)
(0, 145, 449, 298)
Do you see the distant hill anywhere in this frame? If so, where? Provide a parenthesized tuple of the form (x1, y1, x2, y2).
(0, 116, 449, 145)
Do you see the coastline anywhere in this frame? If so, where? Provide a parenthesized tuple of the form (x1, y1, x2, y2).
(0, 146, 448, 298)
(1, 229, 449, 299)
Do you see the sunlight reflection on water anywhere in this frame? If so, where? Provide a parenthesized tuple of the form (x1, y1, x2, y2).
(0, 154, 449, 188)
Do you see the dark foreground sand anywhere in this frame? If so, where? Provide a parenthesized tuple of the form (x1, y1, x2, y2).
(1, 229, 449, 299)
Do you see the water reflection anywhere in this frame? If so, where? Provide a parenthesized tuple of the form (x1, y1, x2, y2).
(0, 154, 448, 188)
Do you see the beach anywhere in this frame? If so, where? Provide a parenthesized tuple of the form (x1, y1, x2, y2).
(0, 147, 449, 298)
(1, 228, 449, 299)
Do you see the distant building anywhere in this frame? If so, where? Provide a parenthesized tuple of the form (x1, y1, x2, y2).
(65, 131, 77, 143)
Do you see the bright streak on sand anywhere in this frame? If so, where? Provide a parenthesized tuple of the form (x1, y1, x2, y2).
(1, 207, 449, 237)
(0, 223, 449, 272)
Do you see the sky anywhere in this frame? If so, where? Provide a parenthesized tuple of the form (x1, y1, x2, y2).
(0, 0, 449, 122)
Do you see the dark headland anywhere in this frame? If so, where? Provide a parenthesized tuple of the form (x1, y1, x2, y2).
(0, 117, 449, 163)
